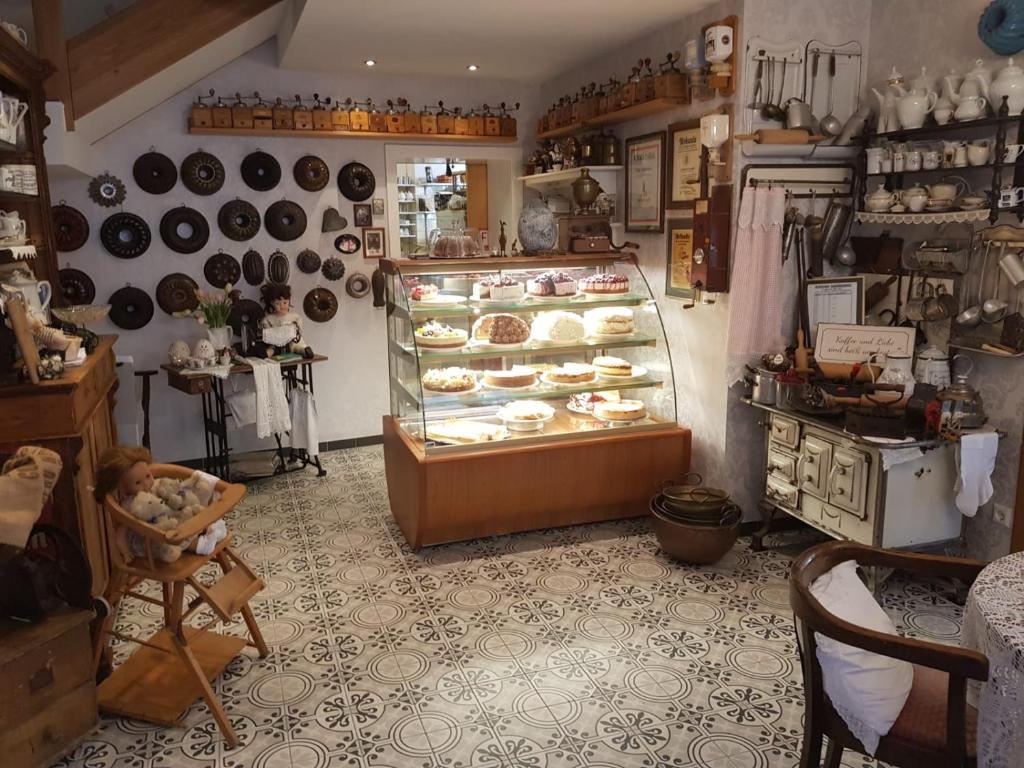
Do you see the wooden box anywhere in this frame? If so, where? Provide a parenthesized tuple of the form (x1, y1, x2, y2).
(454, 115, 470, 135)
(654, 72, 688, 99)
(231, 104, 253, 129)
(369, 111, 387, 133)
(637, 77, 656, 102)
(597, 94, 612, 115)
(331, 108, 350, 131)
(403, 112, 422, 133)
(570, 99, 581, 124)
(349, 108, 369, 131)
(484, 116, 501, 136)
(468, 115, 484, 135)
(252, 104, 273, 130)
(292, 106, 313, 130)
(272, 100, 293, 129)
(0, 610, 97, 768)
(618, 82, 637, 109)
(437, 113, 455, 134)
(500, 115, 516, 137)
(386, 114, 404, 133)
(189, 104, 212, 128)
(420, 114, 437, 134)
(312, 108, 333, 131)
(578, 96, 600, 121)
(211, 104, 232, 128)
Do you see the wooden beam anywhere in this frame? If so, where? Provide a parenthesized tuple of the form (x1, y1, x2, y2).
(31, 0, 73, 128)
(67, 0, 279, 118)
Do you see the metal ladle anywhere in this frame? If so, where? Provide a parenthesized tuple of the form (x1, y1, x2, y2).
(760, 56, 776, 120)
(820, 52, 842, 137)
(956, 240, 989, 329)
(982, 243, 1010, 323)
(763, 57, 786, 122)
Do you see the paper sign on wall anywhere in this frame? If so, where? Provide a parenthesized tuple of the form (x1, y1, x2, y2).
(814, 323, 915, 364)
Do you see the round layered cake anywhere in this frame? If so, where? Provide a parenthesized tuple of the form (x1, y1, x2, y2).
(415, 321, 469, 349)
(527, 271, 577, 297)
(472, 313, 531, 345)
(594, 399, 646, 421)
(531, 310, 585, 343)
(584, 307, 634, 335)
(545, 362, 596, 384)
(581, 273, 630, 294)
(483, 365, 538, 389)
(422, 367, 478, 393)
(593, 355, 633, 376)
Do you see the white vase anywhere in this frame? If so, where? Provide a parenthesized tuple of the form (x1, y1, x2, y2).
(206, 325, 232, 351)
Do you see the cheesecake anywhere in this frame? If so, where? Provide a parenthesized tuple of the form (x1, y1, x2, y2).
(594, 399, 646, 421)
(581, 273, 630, 294)
(546, 362, 597, 384)
(593, 355, 633, 376)
(415, 321, 468, 349)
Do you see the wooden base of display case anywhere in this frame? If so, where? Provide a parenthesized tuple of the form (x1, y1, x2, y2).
(383, 415, 691, 548)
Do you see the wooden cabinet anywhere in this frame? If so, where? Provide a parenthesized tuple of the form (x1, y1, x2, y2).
(0, 336, 118, 596)
(0, 610, 97, 768)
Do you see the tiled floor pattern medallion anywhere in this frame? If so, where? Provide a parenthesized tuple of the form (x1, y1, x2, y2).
(59, 447, 962, 768)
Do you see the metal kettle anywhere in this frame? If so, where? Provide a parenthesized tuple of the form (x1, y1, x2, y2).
(938, 355, 987, 429)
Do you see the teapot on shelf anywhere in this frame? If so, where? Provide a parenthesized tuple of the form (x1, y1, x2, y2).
(894, 83, 938, 129)
(0, 266, 51, 323)
(990, 57, 1024, 115)
(944, 59, 993, 116)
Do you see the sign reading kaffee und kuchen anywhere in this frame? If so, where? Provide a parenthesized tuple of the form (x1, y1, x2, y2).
(814, 323, 916, 364)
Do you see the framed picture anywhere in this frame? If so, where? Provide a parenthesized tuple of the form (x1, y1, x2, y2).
(371, 197, 385, 216)
(353, 203, 373, 227)
(625, 131, 666, 232)
(666, 120, 703, 209)
(806, 277, 865, 341)
(363, 227, 385, 258)
(665, 218, 696, 300)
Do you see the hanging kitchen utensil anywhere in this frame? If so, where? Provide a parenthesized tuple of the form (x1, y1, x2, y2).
(819, 199, 852, 264)
(865, 275, 898, 311)
(100, 212, 151, 259)
(956, 239, 990, 329)
(935, 283, 959, 317)
(804, 193, 825, 277)
(242, 249, 265, 286)
(346, 271, 371, 298)
(748, 56, 765, 109)
(981, 242, 1010, 322)
(760, 56, 776, 120)
(264, 199, 307, 241)
(155, 272, 199, 315)
(293, 155, 330, 192)
(820, 53, 842, 137)
(296, 248, 322, 274)
(88, 172, 126, 207)
(132, 150, 178, 194)
(228, 298, 264, 336)
(52, 203, 89, 252)
(180, 150, 225, 195)
(322, 256, 346, 281)
(321, 206, 347, 233)
(58, 267, 95, 305)
(1000, 285, 1024, 351)
(159, 205, 209, 254)
(808, 50, 820, 121)
(766, 57, 787, 122)
(267, 250, 290, 285)
(337, 161, 375, 201)
(203, 251, 241, 289)
(217, 198, 261, 241)
(240, 150, 281, 191)
(333, 233, 360, 255)
(108, 285, 154, 330)
(303, 286, 338, 322)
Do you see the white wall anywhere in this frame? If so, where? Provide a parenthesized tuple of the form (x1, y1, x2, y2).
(50, 41, 536, 462)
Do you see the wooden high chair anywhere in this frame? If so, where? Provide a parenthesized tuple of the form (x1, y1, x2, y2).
(94, 464, 267, 747)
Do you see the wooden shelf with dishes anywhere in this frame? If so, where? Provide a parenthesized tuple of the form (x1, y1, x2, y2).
(188, 125, 517, 143)
(536, 98, 688, 140)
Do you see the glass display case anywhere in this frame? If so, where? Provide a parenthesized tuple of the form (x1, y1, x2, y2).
(382, 253, 678, 454)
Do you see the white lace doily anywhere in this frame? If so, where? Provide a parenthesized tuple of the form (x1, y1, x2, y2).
(855, 209, 990, 225)
(962, 551, 1024, 768)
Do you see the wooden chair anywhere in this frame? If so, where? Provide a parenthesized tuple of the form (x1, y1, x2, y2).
(94, 464, 268, 747)
(789, 540, 989, 768)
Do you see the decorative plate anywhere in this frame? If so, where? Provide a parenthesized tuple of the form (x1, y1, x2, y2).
(337, 161, 375, 201)
(88, 172, 126, 207)
(264, 199, 307, 241)
(108, 286, 154, 330)
(228, 298, 265, 336)
(180, 150, 225, 195)
(132, 151, 177, 194)
(240, 150, 281, 191)
(100, 212, 151, 259)
(52, 203, 89, 252)
(321, 256, 346, 281)
(334, 233, 361, 255)
(346, 271, 371, 298)
(242, 249, 265, 286)
(58, 267, 95, 305)
(293, 155, 330, 191)
(203, 251, 241, 289)
(303, 286, 339, 322)
(159, 206, 209, 254)
(267, 250, 290, 284)
(296, 248, 322, 274)
(217, 198, 261, 241)
(156, 272, 199, 315)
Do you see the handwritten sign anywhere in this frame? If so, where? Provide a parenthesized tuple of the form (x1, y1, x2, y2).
(814, 323, 915, 364)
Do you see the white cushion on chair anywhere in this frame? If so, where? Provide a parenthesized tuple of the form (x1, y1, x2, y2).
(810, 560, 913, 756)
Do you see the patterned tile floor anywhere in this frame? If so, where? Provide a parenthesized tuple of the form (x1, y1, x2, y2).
(58, 446, 963, 768)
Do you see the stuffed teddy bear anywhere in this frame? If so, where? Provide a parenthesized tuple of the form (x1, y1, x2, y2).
(128, 491, 188, 562)
(152, 476, 201, 514)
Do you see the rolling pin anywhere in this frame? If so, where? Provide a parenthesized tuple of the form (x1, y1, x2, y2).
(734, 129, 826, 144)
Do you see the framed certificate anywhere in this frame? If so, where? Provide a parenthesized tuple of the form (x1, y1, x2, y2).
(625, 131, 666, 232)
(665, 219, 696, 300)
(806, 277, 864, 340)
(666, 120, 703, 209)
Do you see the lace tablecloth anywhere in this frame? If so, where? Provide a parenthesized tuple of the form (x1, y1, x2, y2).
(962, 551, 1024, 768)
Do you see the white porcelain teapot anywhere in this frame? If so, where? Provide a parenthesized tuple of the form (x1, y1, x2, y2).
(954, 95, 988, 121)
(990, 57, 1024, 114)
(0, 266, 51, 322)
(895, 85, 937, 129)
(865, 184, 897, 212)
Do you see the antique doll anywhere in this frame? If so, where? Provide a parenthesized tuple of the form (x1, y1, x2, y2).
(259, 284, 313, 358)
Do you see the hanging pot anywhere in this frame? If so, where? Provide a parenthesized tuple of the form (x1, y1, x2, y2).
(108, 286, 154, 330)
(217, 199, 261, 241)
(52, 203, 89, 252)
(337, 161, 376, 201)
(203, 251, 241, 289)
(297, 249, 322, 274)
(264, 200, 307, 241)
(293, 155, 330, 191)
(322, 256, 346, 280)
(345, 271, 371, 298)
(303, 287, 339, 322)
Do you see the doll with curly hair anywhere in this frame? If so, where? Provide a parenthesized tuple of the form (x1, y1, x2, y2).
(259, 284, 313, 358)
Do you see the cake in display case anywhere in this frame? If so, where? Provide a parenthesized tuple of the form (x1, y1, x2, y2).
(381, 253, 691, 547)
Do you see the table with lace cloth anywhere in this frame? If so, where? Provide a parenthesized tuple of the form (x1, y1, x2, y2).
(962, 551, 1024, 768)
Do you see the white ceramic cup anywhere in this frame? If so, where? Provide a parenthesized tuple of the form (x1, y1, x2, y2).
(906, 149, 923, 171)
(923, 150, 941, 170)
(968, 141, 991, 166)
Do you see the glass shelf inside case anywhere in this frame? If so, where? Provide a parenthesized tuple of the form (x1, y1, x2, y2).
(381, 253, 679, 454)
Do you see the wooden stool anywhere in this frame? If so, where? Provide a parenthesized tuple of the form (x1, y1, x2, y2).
(94, 465, 267, 747)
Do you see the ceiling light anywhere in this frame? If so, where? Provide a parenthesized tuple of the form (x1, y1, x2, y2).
(364, 59, 376, 67)
(466, 64, 479, 71)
